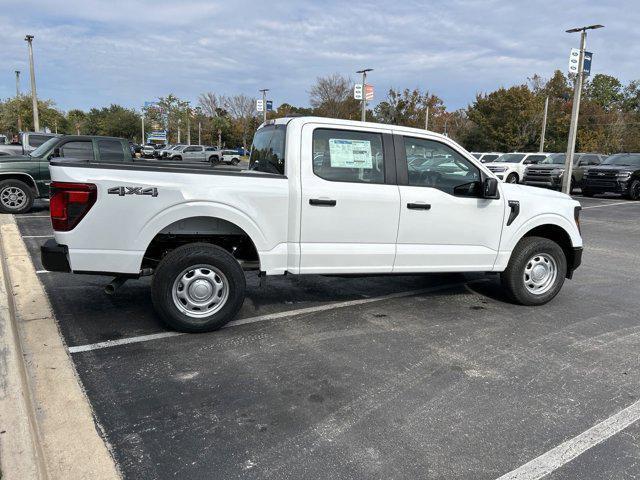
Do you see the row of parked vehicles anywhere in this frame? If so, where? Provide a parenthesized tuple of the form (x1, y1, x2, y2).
(471, 151, 640, 199)
(137, 143, 243, 165)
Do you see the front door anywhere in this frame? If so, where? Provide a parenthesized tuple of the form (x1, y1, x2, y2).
(299, 124, 400, 274)
(394, 135, 504, 272)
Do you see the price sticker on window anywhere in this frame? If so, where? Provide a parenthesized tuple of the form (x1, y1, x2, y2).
(329, 139, 373, 168)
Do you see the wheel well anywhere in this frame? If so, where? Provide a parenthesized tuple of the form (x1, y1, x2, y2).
(521, 224, 575, 277)
(142, 216, 260, 271)
(0, 173, 38, 193)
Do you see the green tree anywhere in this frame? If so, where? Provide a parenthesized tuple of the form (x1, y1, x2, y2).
(374, 88, 445, 130)
(0, 96, 66, 134)
(585, 74, 624, 112)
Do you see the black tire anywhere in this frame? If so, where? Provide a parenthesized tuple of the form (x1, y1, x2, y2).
(500, 236, 567, 306)
(151, 243, 246, 332)
(581, 188, 595, 197)
(231, 158, 239, 165)
(505, 173, 519, 184)
(173, 155, 182, 161)
(208, 156, 220, 166)
(625, 179, 640, 200)
(0, 179, 35, 214)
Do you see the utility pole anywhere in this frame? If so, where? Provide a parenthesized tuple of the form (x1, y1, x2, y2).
(259, 88, 269, 124)
(141, 115, 145, 144)
(15, 70, 22, 132)
(198, 121, 201, 145)
(356, 68, 373, 122)
(562, 24, 604, 194)
(186, 104, 191, 146)
(539, 96, 549, 152)
(177, 119, 181, 144)
(425, 106, 429, 130)
(25, 35, 40, 132)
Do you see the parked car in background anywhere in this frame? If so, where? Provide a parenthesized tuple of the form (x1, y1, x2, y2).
(0, 135, 132, 214)
(129, 143, 142, 158)
(141, 144, 156, 158)
(582, 153, 640, 200)
(470, 152, 503, 163)
(166, 145, 208, 162)
(484, 152, 551, 183)
(523, 153, 604, 192)
(158, 144, 182, 158)
(219, 149, 241, 165)
(0, 134, 8, 145)
(0, 131, 60, 156)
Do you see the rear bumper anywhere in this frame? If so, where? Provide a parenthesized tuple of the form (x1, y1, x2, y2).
(40, 239, 71, 272)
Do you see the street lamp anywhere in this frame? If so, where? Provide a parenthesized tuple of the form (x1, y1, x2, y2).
(562, 24, 604, 194)
(356, 68, 373, 122)
(24, 35, 40, 132)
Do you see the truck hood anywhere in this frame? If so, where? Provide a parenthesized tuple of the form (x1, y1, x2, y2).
(587, 164, 638, 173)
(501, 182, 575, 202)
(526, 164, 564, 171)
(0, 154, 32, 163)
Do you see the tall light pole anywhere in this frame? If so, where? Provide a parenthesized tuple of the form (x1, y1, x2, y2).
(141, 115, 145, 145)
(356, 68, 373, 122)
(25, 35, 40, 132)
(259, 88, 269, 124)
(539, 96, 549, 152)
(424, 105, 429, 131)
(562, 24, 604, 194)
(15, 70, 22, 132)
(186, 102, 191, 146)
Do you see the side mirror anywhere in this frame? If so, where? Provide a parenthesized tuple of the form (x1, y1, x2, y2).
(483, 177, 500, 199)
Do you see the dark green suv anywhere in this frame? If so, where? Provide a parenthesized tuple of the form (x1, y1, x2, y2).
(0, 135, 132, 214)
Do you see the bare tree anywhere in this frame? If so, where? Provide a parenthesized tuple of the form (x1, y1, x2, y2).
(198, 92, 225, 118)
(223, 94, 257, 149)
(309, 74, 359, 119)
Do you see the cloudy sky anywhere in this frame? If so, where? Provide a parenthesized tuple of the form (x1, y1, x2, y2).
(1, 0, 638, 112)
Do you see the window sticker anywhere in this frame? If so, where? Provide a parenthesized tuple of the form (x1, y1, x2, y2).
(328, 139, 373, 169)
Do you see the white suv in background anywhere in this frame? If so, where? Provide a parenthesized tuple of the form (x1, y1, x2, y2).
(470, 152, 503, 164)
(484, 152, 552, 183)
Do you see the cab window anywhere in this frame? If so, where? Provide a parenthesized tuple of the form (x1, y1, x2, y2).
(97, 139, 126, 162)
(403, 137, 480, 196)
(59, 141, 94, 161)
(312, 128, 385, 184)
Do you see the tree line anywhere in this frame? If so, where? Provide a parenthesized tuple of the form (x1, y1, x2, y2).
(1, 69, 639, 153)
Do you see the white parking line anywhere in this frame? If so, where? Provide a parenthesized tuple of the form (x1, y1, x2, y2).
(67, 280, 476, 354)
(35, 270, 49, 274)
(21, 235, 53, 239)
(582, 201, 639, 209)
(15, 215, 50, 219)
(495, 398, 640, 480)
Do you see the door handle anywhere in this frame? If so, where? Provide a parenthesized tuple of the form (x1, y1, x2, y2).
(309, 198, 337, 207)
(407, 202, 431, 210)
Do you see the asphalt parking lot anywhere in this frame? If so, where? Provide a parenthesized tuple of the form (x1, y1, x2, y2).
(12, 194, 640, 479)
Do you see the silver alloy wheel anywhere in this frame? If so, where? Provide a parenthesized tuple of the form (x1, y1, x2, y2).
(523, 253, 558, 295)
(172, 264, 229, 318)
(0, 186, 27, 210)
(507, 174, 518, 183)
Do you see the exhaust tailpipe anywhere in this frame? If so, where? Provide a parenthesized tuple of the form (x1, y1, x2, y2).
(104, 277, 127, 295)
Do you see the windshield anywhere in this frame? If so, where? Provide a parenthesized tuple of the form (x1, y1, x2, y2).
(603, 153, 640, 166)
(30, 137, 59, 158)
(249, 124, 286, 174)
(539, 153, 567, 165)
(495, 153, 525, 163)
(471, 153, 481, 159)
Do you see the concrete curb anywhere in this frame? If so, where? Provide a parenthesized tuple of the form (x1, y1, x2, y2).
(0, 214, 120, 480)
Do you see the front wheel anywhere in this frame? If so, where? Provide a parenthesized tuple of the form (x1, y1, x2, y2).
(501, 236, 567, 306)
(0, 179, 35, 214)
(505, 173, 519, 184)
(151, 243, 246, 332)
(231, 158, 240, 165)
(625, 179, 640, 200)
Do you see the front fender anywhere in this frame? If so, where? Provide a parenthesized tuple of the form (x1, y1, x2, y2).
(503, 213, 582, 252)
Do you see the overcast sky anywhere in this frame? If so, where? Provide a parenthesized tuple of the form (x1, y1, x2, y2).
(1, 0, 638, 112)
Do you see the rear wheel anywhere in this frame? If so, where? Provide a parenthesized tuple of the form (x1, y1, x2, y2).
(208, 156, 220, 166)
(0, 179, 34, 214)
(501, 236, 567, 306)
(151, 243, 246, 332)
(505, 173, 519, 184)
(231, 158, 240, 165)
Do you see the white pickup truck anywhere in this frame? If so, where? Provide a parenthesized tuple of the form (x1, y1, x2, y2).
(41, 117, 583, 332)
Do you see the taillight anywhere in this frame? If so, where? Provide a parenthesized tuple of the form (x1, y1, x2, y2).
(50, 182, 97, 231)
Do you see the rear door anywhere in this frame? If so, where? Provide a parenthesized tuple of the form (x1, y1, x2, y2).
(394, 134, 504, 272)
(299, 123, 400, 273)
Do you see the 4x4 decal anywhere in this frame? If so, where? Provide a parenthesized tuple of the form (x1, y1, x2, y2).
(108, 186, 158, 197)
